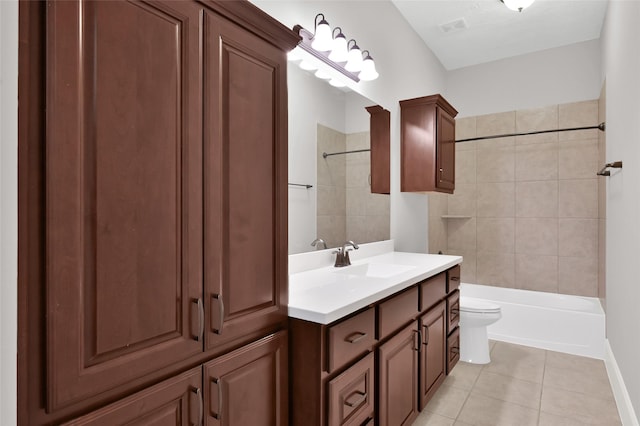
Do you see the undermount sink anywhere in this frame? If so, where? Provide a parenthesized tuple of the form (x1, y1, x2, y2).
(332, 263, 416, 278)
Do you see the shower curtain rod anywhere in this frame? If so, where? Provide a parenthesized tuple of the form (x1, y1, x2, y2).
(322, 148, 371, 158)
(455, 122, 606, 143)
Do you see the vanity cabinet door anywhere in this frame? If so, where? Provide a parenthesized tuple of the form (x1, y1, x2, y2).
(419, 301, 447, 410)
(366, 106, 391, 194)
(203, 9, 289, 350)
(378, 322, 419, 426)
(44, 0, 204, 412)
(435, 107, 456, 192)
(204, 331, 288, 426)
(327, 353, 375, 426)
(447, 327, 460, 375)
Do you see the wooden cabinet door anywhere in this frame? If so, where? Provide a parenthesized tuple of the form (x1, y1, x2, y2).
(62, 367, 203, 426)
(378, 322, 419, 426)
(45, 0, 204, 411)
(419, 301, 447, 410)
(436, 108, 455, 192)
(204, 331, 288, 426)
(366, 106, 390, 194)
(203, 9, 288, 350)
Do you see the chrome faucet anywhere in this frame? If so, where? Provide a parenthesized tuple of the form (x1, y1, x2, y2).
(333, 240, 359, 267)
(310, 238, 327, 250)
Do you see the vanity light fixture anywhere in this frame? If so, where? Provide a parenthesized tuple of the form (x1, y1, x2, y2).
(500, 0, 535, 12)
(290, 14, 379, 85)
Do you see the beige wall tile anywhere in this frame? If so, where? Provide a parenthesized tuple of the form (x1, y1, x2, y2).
(455, 149, 477, 184)
(516, 181, 558, 218)
(476, 111, 516, 138)
(598, 218, 606, 301)
(515, 254, 558, 293)
(346, 162, 370, 188)
(317, 185, 345, 216)
(346, 187, 367, 216)
(477, 182, 515, 217)
(456, 116, 476, 141)
(446, 248, 476, 283)
(346, 215, 367, 244)
(516, 218, 558, 256)
(477, 146, 515, 183)
(559, 179, 598, 218)
(429, 192, 449, 217)
(477, 218, 515, 253)
(559, 139, 599, 179)
(366, 191, 390, 216)
(559, 256, 598, 296)
(447, 218, 476, 251)
(317, 125, 346, 187)
(317, 214, 345, 249)
(516, 104, 559, 133)
(448, 183, 477, 217)
(515, 142, 558, 181)
(476, 136, 514, 151)
(366, 214, 390, 244)
(476, 252, 515, 287)
(558, 218, 597, 258)
(429, 215, 448, 255)
(558, 100, 599, 141)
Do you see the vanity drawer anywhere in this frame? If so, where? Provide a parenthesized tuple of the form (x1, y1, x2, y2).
(377, 286, 419, 340)
(447, 290, 460, 335)
(327, 308, 376, 373)
(327, 353, 375, 426)
(420, 272, 446, 312)
(447, 265, 461, 293)
(446, 327, 460, 374)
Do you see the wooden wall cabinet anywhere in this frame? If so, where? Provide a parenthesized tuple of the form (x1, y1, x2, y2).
(366, 106, 391, 194)
(399, 94, 458, 194)
(18, 1, 298, 424)
(289, 266, 460, 426)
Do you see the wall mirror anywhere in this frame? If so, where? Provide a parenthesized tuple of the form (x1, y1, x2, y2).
(288, 64, 390, 254)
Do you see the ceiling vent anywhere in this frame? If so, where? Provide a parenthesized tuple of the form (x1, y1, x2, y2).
(439, 17, 468, 34)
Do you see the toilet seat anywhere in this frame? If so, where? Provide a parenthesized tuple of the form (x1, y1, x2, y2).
(460, 297, 501, 314)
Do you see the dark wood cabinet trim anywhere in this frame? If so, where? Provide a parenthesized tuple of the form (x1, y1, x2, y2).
(366, 105, 390, 195)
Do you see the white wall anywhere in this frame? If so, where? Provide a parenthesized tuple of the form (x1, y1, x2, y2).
(445, 39, 602, 118)
(0, 1, 18, 424)
(601, 1, 640, 419)
(251, 0, 447, 253)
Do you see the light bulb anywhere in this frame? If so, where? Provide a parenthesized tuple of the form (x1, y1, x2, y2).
(328, 28, 348, 62)
(359, 51, 379, 81)
(502, 0, 535, 12)
(311, 15, 333, 51)
(345, 40, 363, 73)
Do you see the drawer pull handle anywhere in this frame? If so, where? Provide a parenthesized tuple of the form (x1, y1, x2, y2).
(451, 308, 459, 315)
(192, 387, 203, 426)
(212, 377, 223, 420)
(451, 347, 460, 356)
(344, 391, 367, 407)
(451, 277, 460, 282)
(345, 332, 368, 344)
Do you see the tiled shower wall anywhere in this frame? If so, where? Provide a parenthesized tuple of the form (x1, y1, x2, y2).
(317, 124, 390, 249)
(429, 100, 605, 297)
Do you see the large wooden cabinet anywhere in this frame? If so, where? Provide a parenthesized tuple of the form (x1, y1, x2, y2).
(289, 266, 460, 426)
(366, 106, 391, 195)
(18, 1, 299, 424)
(399, 94, 458, 194)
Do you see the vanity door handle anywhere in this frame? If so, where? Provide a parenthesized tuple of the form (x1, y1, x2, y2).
(422, 325, 429, 346)
(212, 293, 224, 335)
(212, 377, 223, 421)
(193, 298, 204, 342)
(192, 387, 203, 426)
(344, 391, 367, 407)
(345, 332, 368, 344)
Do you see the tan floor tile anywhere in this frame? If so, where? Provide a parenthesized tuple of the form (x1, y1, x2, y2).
(445, 361, 483, 390)
(538, 411, 596, 426)
(482, 342, 546, 383)
(424, 383, 470, 419)
(457, 394, 539, 426)
(453, 421, 474, 426)
(541, 386, 621, 425)
(412, 410, 455, 426)
(545, 350, 607, 373)
(543, 365, 614, 401)
(471, 371, 542, 409)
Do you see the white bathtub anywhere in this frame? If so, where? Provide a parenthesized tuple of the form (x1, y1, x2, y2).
(461, 283, 605, 359)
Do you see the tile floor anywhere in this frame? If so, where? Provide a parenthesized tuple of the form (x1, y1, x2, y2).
(414, 341, 622, 426)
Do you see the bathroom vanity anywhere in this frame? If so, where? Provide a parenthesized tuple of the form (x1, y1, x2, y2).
(288, 243, 462, 425)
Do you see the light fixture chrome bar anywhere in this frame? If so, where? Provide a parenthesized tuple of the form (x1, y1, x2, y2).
(322, 148, 371, 158)
(455, 122, 606, 143)
(293, 25, 360, 82)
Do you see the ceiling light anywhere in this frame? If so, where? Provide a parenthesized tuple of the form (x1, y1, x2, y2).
(359, 51, 379, 81)
(501, 0, 535, 12)
(311, 14, 333, 51)
(328, 27, 349, 62)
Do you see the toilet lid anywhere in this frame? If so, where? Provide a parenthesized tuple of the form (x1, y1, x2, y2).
(459, 297, 501, 313)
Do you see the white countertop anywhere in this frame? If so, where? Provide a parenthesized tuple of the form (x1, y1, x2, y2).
(288, 248, 462, 324)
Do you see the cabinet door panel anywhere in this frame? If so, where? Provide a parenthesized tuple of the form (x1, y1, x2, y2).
(436, 108, 455, 192)
(378, 322, 419, 426)
(419, 301, 446, 410)
(204, 10, 288, 349)
(62, 367, 202, 426)
(46, 0, 203, 411)
(204, 331, 288, 426)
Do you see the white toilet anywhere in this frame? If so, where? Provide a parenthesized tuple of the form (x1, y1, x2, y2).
(459, 296, 502, 364)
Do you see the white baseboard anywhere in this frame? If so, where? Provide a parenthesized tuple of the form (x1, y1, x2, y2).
(605, 339, 639, 426)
